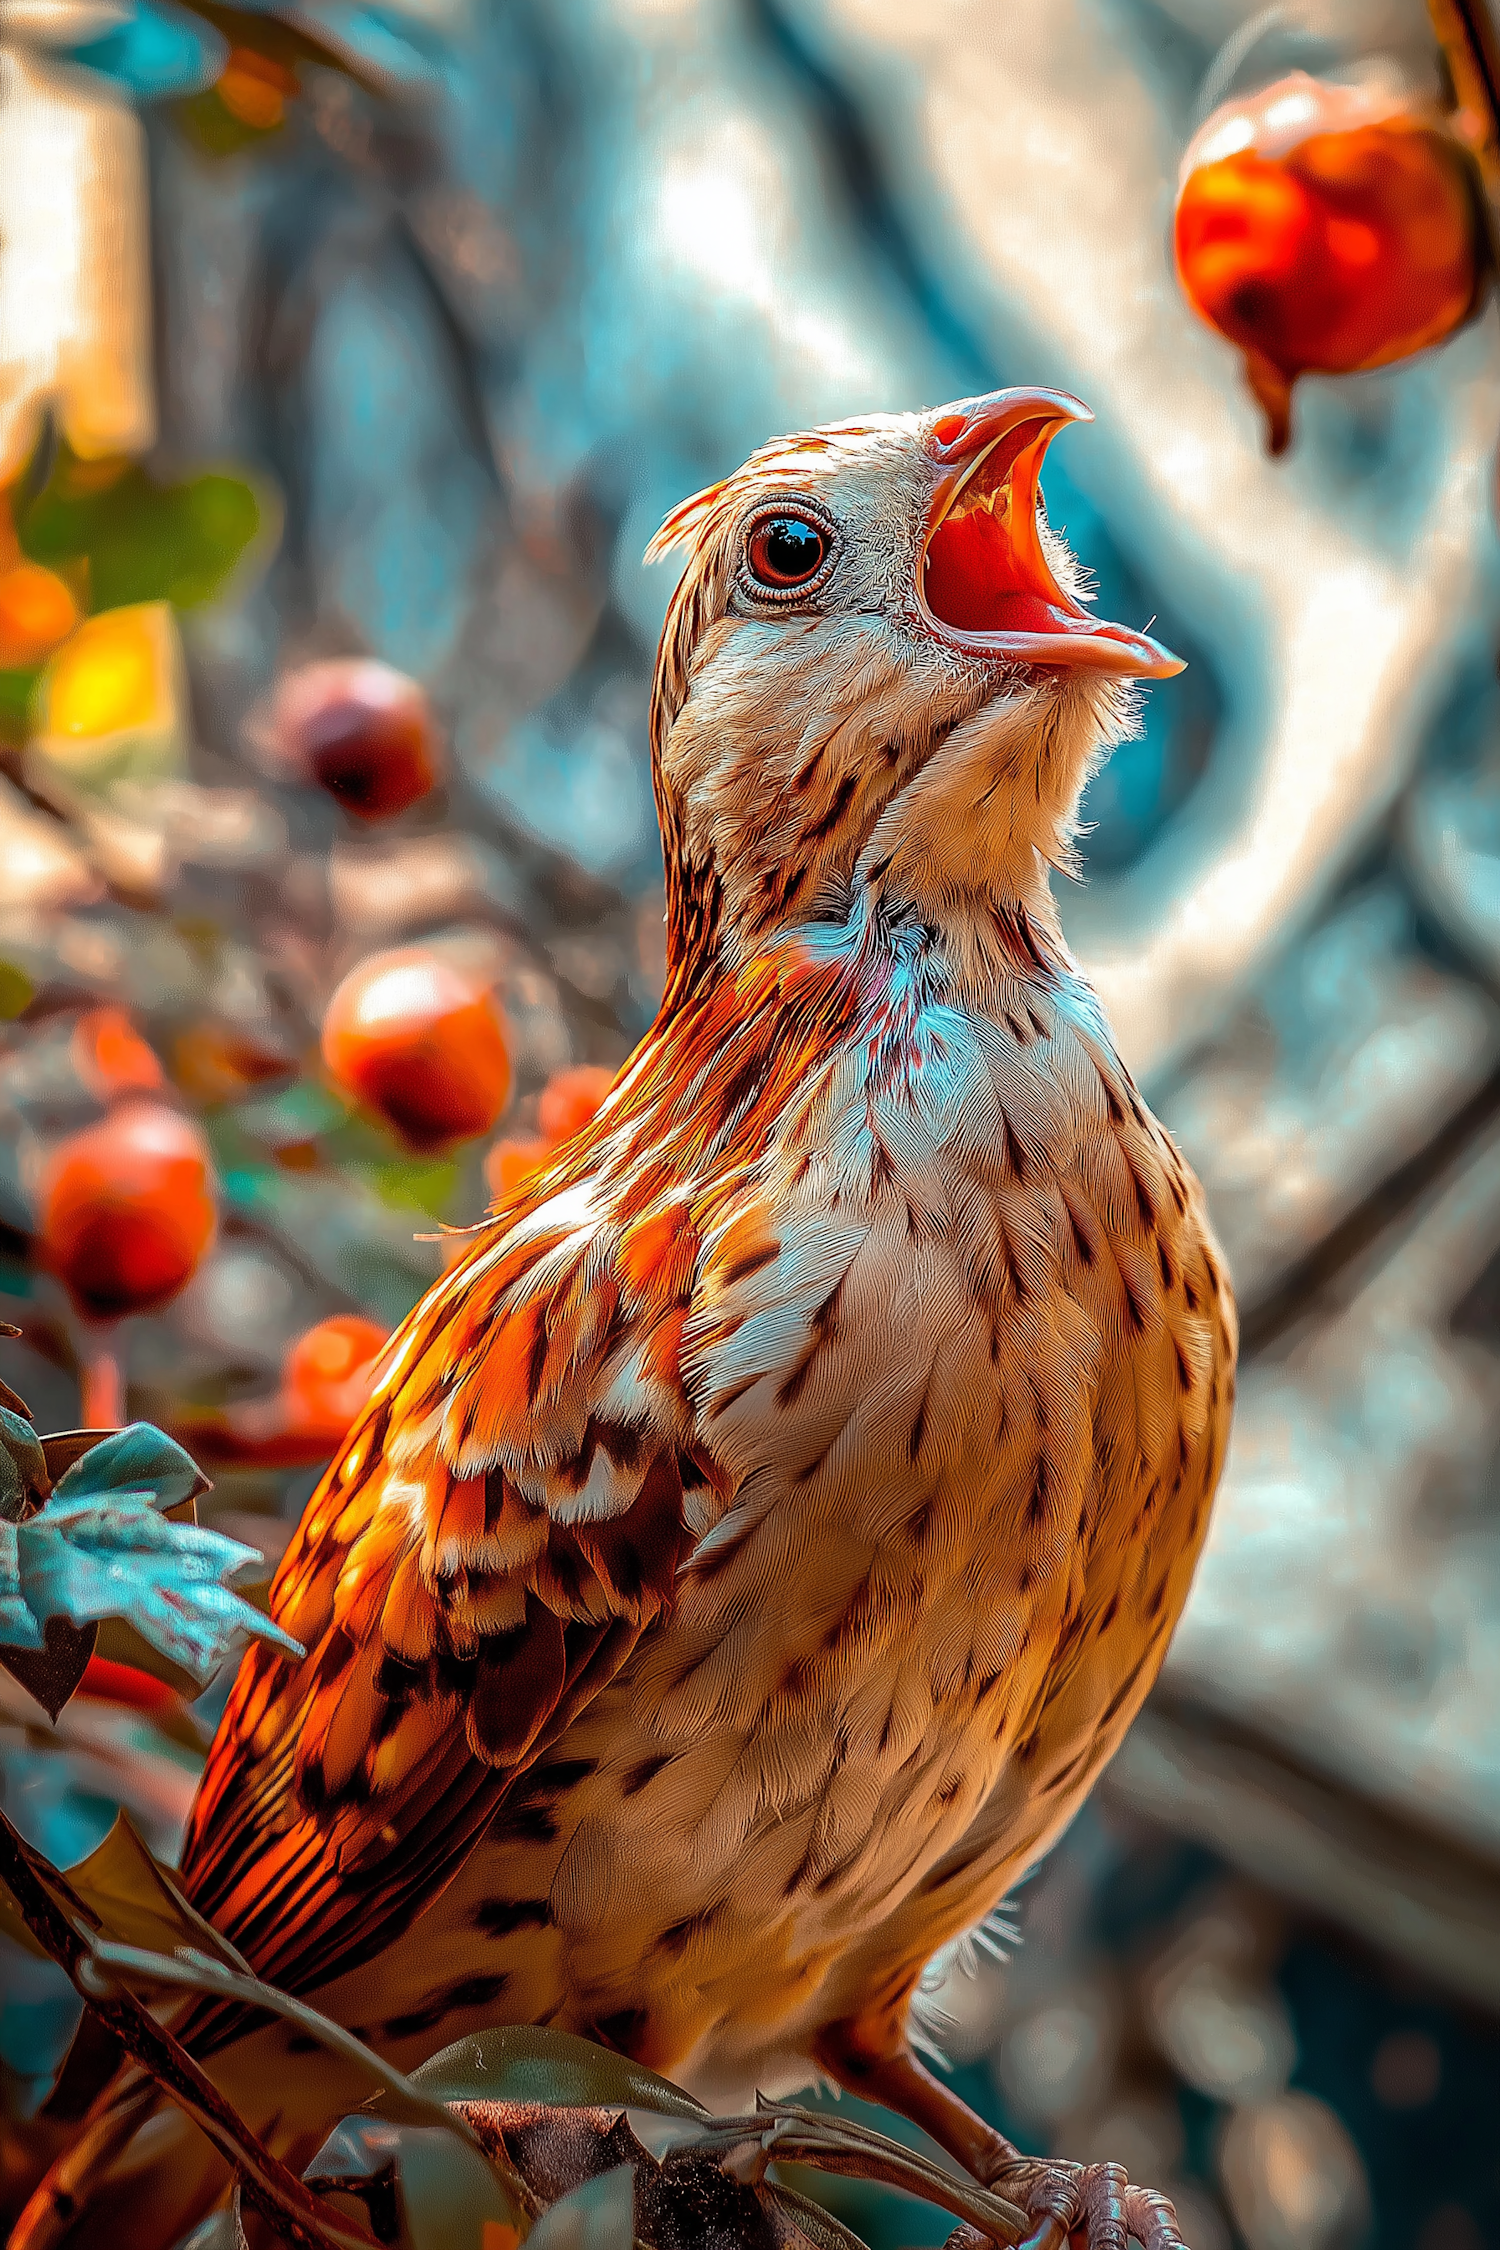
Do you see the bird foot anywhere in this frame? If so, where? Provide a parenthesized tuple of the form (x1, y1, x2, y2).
(955, 2155, 1187, 2250)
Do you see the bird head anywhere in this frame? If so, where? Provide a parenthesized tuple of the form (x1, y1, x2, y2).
(647, 389, 1183, 1001)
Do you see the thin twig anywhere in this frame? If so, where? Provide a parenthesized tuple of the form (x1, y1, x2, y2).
(655, 2103, 1029, 2244)
(1429, 0, 1500, 249)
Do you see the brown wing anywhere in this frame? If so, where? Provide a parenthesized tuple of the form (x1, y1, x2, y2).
(178, 1172, 723, 2041)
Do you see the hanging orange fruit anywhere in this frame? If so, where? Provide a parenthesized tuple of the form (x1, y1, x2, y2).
(38, 1103, 217, 1320)
(485, 1064, 614, 1205)
(536, 1063, 614, 1142)
(484, 1135, 552, 1203)
(282, 1314, 389, 1446)
(322, 947, 512, 1153)
(1175, 72, 1487, 452)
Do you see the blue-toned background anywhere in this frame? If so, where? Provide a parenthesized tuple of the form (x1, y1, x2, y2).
(3, 3, 1500, 2246)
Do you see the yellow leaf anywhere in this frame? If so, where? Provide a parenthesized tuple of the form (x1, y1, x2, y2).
(31, 601, 187, 790)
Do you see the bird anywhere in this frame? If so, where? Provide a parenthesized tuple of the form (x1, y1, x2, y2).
(16, 388, 1236, 2250)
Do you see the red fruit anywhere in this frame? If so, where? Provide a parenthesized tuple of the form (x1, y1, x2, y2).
(322, 948, 512, 1153)
(536, 1064, 614, 1143)
(258, 659, 441, 820)
(38, 1103, 217, 1320)
(77, 1654, 184, 1720)
(283, 1314, 389, 1443)
(484, 1135, 552, 1203)
(1175, 73, 1485, 451)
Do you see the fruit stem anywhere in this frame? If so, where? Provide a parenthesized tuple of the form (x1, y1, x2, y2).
(1429, 0, 1500, 244)
(78, 1328, 124, 1428)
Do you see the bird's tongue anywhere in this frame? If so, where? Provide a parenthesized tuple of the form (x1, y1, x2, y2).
(922, 418, 1085, 638)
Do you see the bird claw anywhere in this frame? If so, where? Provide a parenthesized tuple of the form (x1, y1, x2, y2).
(963, 2152, 1189, 2250)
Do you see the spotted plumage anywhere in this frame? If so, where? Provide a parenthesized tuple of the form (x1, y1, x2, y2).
(16, 391, 1234, 2250)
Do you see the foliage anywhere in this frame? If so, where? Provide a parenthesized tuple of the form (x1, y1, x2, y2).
(0, 1785, 1025, 2250)
(0, 1367, 1018, 2248)
(0, 1388, 302, 1718)
(16, 454, 265, 617)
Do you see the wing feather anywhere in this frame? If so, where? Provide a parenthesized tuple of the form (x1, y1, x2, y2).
(176, 1173, 717, 2045)
(177, 939, 863, 2046)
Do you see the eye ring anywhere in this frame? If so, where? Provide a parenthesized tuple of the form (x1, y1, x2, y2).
(737, 503, 838, 605)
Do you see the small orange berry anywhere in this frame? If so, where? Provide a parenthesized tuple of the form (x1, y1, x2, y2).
(485, 1136, 552, 1203)
(282, 1315, 389, 1444)
(537, 1064, 614, 1143)
(72, 1007, 166, 1103)
(38, 1103, 216, 1320)
(322, 948, 512, 1154)
(216, 46, 297, 132)
(0, 561, 78, 669)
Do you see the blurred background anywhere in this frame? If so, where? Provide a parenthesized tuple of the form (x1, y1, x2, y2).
(2, 0, 1500, 2245)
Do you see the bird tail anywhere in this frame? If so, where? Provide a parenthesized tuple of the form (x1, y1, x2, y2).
(10, 2072, 231, 2250)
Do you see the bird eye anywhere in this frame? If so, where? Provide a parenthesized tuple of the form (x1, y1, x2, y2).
(746, 515, 830, 592)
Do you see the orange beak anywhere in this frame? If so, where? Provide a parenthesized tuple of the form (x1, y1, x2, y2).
(919, 389, 1185, 680)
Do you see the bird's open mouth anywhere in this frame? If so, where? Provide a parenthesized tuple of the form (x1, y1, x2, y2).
(918, 390, 1184, 680)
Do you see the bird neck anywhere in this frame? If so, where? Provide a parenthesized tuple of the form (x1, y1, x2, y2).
(655, 670, 1116, 1015)
(852, 678, 1111, 1011)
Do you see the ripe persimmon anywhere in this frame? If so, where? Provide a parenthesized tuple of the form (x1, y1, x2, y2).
(1175, 73, 1485, 450)
(38, 1103, 216, 1320)
(322, 948, 511, 1153)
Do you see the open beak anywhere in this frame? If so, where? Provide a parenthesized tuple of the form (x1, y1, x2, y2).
(919, 390, 1184, 680)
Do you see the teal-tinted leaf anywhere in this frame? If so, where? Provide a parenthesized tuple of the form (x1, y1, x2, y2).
(397, 2126, 527, 2250)
(409, 2026, 711, 2122)
(526, 2165, 635, 2250)
(0, 1408, 45, 1522)
(0, 1524, 45, 1648)
(16, 1493, 301, 1685)
(69, 0, 224, 98)
(51, 1422, 210, 1512)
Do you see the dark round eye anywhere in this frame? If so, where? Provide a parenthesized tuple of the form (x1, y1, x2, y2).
(747, 515, 829, 590)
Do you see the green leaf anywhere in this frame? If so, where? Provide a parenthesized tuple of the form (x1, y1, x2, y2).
(407, 2026, 711, 2122)
(0, 960, 33, 1020)
(762, 2184, 873, 2250)
(525, 2165, 635, 2250)
(0, 667, 40, 736)
(367, 1159, 461, 1220)
(79, 1933, 531, 2239)
(15, 1491, 302, 1686)
(51, 1421, 210, 1512)
(18, 462, 265, 613)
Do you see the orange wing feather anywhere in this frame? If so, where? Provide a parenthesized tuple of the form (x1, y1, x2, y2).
(178, 942, 862, 2045)
(179, 1192, 704, 2032)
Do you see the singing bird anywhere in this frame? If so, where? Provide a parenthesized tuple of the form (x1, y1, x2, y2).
(21, 391, 1235, 2250)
